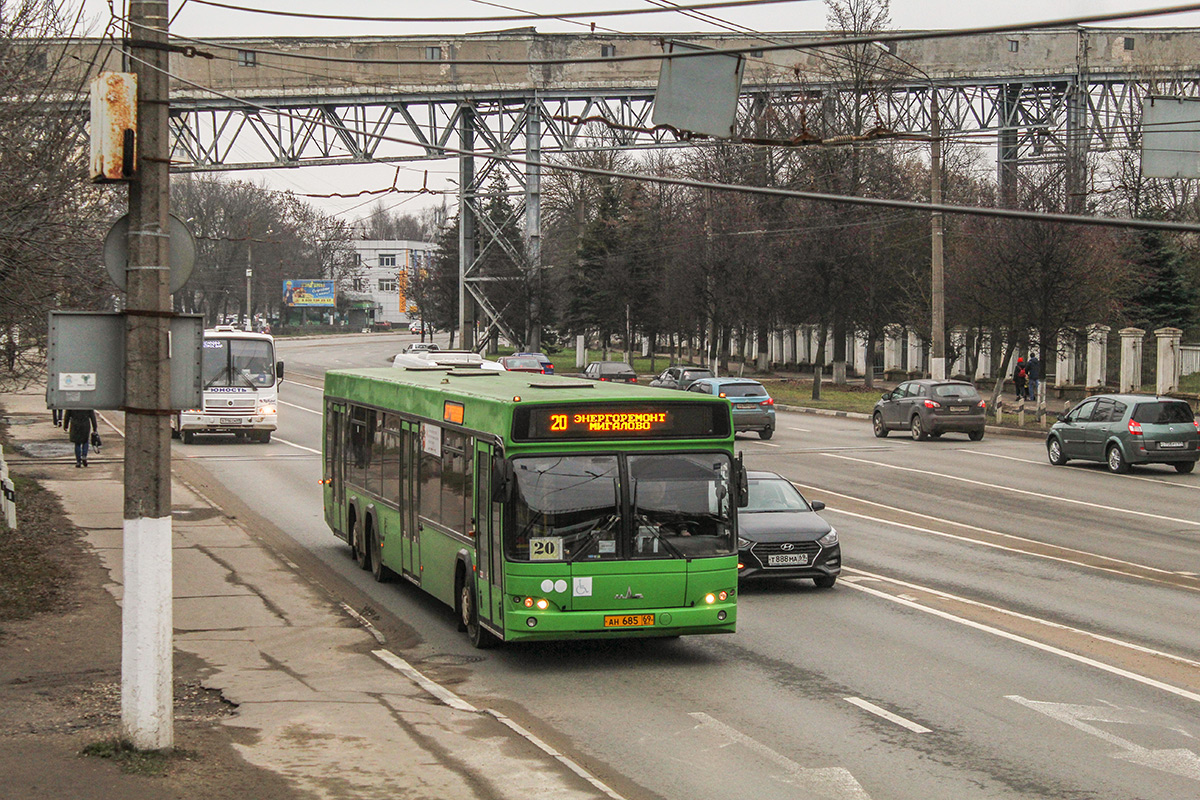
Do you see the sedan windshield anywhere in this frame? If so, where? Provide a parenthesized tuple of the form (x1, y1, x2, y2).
(744, 477, 811, 513)
(506, 452, 735, 562)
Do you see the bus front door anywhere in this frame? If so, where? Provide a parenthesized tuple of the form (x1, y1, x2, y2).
(474, 442, 503, 632)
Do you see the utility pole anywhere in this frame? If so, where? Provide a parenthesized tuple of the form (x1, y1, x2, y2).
(124, 0, 173, 750)
(246, 244, 253, 332)
(929, 87, 946, 381)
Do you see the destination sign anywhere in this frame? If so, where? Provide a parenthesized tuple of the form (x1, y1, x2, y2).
(513, 403, 729, 441)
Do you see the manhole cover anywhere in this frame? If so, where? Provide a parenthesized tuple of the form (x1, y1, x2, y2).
(14, 441, 76, 459)
(420, 654, 486, 666)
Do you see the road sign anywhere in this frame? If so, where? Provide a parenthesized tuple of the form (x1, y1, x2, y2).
(103, 213, 197, 293)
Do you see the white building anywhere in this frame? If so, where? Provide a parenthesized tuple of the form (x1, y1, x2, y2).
(346, 239, 436, 325)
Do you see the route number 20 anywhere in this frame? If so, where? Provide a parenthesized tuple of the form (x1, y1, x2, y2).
(530, 537, 563, 561)
(549, 414, 568, 431)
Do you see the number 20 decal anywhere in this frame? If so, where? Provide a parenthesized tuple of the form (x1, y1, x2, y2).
(530, 537, 562, 561)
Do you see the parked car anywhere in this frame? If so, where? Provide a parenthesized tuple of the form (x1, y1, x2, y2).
(1046, 394, 1199, 474)
(497, 355, 545, 374)
(649, 365, 714, 391)
(873, 379, 986, 441)
(404, 342, 441, 354)
(737, 471, 840, 586)
(686, 378, 775, 439)
(516, 352, 554, 374)
(583, 361, 637, 383)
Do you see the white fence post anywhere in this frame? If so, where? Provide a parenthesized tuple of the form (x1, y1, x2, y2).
(0, 445, 15, 531)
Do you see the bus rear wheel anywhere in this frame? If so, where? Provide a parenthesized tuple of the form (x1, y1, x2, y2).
(369, 528, 392, 583)
(460, 582, 497, 649)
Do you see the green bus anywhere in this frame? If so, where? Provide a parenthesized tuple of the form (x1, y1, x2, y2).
(322, 364, 744, 647)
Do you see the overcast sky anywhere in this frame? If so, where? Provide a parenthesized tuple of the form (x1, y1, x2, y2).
(80, 1, 1200, 223)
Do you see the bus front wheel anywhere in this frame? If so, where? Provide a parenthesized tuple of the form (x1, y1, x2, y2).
(460, 582, 497, 649)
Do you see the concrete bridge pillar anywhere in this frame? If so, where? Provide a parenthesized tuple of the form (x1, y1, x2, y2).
(1156, 327, 1183, 395)
(1118, 327, 1144, 393)
(1086, 324, 1110, 389)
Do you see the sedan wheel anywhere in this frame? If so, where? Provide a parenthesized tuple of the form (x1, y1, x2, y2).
(1175, 460, 1196, 474)
(813, 575, 837, 589)
(968, 429, 984, 442)
(1107, 445, 1130, 474)
(1047, 438, 1068, 466)
(910, 415, 927, 441)
(872, 412, 888, 438)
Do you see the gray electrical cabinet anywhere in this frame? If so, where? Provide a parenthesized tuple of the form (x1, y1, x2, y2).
(46, 312, 203, 411)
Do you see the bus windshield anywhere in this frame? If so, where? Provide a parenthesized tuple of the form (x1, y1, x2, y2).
(508, 452, 735, 562)
(202, 339, 275, 388)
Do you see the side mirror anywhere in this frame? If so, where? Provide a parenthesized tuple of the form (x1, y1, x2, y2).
(491, 457, 515, 504)
(881, 392, 891, 401)
(1056, 412, 1066, 422)
(736, 452, 749, 508)
(275, 361, 285, 380)
(810, 500, 826, 512)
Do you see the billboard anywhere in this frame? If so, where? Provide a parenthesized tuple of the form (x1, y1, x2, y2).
(283, 279, 336, 307)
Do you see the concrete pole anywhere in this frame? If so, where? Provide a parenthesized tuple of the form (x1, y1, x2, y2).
(457, 106, 475, 350)
(1155, 327, 1183, 395)
(124, 0, 173, 751)
(1118, 327, 1145, 393)
(930, 88, 946, 381)
(525, 98, 541, 353)
(1085, 324, 1110, 389)
(1055, 331, 1076, 387)
(575, 334, 586, 369)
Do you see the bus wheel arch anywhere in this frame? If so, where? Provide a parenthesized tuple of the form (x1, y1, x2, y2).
(356, 513, 374, 571)
(456, 556, 497, 649)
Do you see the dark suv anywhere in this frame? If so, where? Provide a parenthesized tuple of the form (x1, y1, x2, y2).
(583, 361, 637, 383)
(873, 379, 987, 441)
(1047, 394, 1199, 473)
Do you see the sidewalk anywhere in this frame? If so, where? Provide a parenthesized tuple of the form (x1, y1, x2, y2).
(1, 388, 611, 800)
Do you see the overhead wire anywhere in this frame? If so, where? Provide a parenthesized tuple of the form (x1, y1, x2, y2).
(114, 41, 1200, 235)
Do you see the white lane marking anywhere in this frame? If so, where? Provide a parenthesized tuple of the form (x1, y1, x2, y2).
(97, 411, 125, 438)
(371, 649, 628, 800)
(840, 579, 1200, 707)
(372, 649, 477, 712)
(486, 711, 627, 800)
(846, 567, 1200, 670)
(828, 506, 1197, 590)
(788, 427, 811, 433)
(340, 603, 386, 644)
(273, 437, 321, 455)
(689, 712, 873, 799)
(1008, 696, 1200, 783)
(965, 448, 1200, 490)
(821, 453, 1200, 528)
(278, 399, 321, 415)
(795, 484, 1190, 581)
(749, 440, 781, 448)
(843, 697, 931, 734)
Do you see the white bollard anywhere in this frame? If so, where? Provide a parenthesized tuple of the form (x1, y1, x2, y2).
(0, 445, 15, 530)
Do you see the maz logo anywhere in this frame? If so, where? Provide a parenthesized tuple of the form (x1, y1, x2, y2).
(615, 586, 643, 600)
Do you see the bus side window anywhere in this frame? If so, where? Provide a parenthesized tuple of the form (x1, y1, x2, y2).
(349, 405, 376, 488)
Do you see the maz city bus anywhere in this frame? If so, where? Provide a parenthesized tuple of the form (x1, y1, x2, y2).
(322, 365, 744, 647)
(174, 326, 283, 444)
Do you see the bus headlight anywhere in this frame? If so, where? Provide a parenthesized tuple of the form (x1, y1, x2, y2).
(705, 593, 716, 604)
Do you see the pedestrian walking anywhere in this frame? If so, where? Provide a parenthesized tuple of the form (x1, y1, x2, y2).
(63, 409, 98, 468)
(1013, 356, 1028, 402)
(1026, 353, 1040, 401)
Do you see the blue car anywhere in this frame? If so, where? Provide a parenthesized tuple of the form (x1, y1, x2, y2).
(686, 377, 776, 439)
(516, 352, 554, 374)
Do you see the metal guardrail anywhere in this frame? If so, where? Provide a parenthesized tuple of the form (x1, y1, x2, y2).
(0, 445, 15, 531)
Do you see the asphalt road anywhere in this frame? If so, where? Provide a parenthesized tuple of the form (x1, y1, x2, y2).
(169, 334, 1200, 800)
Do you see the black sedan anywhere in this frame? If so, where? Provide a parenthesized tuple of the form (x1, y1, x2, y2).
(737, 471, 840, 587)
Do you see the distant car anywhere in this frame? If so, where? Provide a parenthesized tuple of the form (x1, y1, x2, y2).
(649, 366, 714, 391)
(873, 379, 986, 441)
(404, 342, 441, 354)
(687, 378, 775, 439)
(737, 471, 840, 586)
(516, 352, 554, 374)
(497, 355, 545, 374)
(408, 321, 430, 334)
(1047, 394, 1199, 474)
(583, 361, 637, 383)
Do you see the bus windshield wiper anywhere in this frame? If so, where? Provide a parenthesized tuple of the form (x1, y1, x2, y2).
(204, 365, 232, 389)
(631, 513, 686, 559)
(567, 514, 619, 562)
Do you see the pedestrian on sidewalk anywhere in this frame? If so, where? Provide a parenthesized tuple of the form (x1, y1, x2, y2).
(1013, 357, 1028, 402)
(1026, 353, 1040, 401)
(63, 409, 98, 467)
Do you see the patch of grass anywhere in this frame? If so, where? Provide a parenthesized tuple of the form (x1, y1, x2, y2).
(81, 738, 194, 776)
(0, 475, 74, 622)
(1180, 372, 1200, 393)
(763, 379, 885, 415)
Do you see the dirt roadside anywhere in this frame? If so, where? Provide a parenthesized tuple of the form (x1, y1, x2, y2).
(0, 419, 312, 799)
